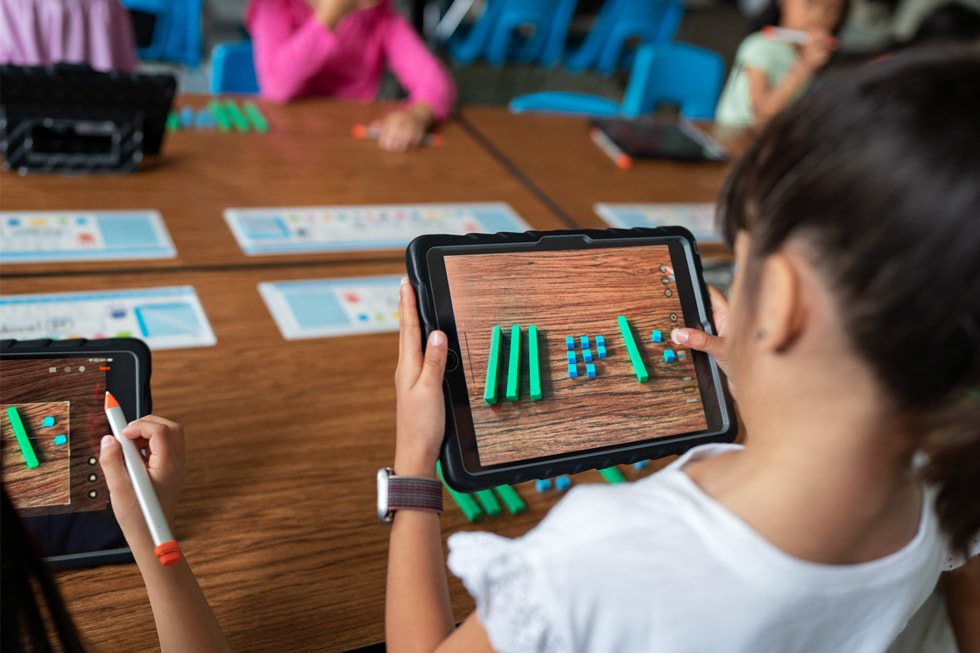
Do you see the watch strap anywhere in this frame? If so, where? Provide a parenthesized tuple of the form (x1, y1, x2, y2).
(388, 475, 443, 514)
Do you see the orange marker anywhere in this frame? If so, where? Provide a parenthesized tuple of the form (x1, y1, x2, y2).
(351, 124, 444, 147)
(105, 392, 181, 566)
(590, 127, 632, 170)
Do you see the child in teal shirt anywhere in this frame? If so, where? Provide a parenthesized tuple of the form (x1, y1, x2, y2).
(716, 0, 846, 127)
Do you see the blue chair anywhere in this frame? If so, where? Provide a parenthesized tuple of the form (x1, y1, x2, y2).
(509, 43, 726, 120)
(565, 0, 684, 74)
(445, 0, 577, 67)
(210, 41, 259, 95)
(122, 0, 202, 66)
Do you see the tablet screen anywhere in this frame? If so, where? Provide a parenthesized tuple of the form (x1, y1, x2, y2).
(1, 350, 141, 564)
(439, 243, 711, 468)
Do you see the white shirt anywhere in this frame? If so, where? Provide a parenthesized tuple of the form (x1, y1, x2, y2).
(448, 444, 971, 653)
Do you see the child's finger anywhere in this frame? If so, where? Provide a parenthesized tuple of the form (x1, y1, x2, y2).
(120, 417, 180, 479)
(672, 327, 726, 364)
(397, 278, 424, 378)
(418, 330, 448, 390)
(99, 435, 135, 505)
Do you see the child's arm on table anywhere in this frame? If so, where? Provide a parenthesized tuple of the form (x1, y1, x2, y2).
(385, 279, 495, 652)
(100, 417, 231, 653)
(374, 12, 457, 151)
(747, 32, 832, 128)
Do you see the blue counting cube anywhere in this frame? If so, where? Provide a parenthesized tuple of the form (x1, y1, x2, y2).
(597, 345, 607, 359)
(586, 363, 596, 377)
(566, 336, 575, 350)
(583, 348, 593, 362)
(596, 335, 605, 347)
(652, 330, 662, 343)
(535, 479, 552, 493)
(580, 336, 589, 348)
(555, 475, 572, 491)
(633, 460, 650, 470)
(43, 416, 55, 427)
(567, 351, 576, 364)
(568, 363, 578, 378)
(664, 349, 676, 362)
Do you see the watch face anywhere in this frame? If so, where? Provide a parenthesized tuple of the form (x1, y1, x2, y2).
(377, 467, 392, 523)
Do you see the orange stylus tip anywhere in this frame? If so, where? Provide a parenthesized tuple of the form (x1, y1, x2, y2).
(351, 124, 368, 139)
(104, 391, 120, 410)
(429, 134, 444, 147)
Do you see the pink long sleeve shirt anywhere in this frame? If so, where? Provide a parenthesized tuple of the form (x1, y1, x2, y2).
(245, 0, 456, 121)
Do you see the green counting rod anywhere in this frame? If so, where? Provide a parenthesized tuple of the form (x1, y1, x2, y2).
(484, 326, 503, 404)
(208, 100, 232, 132)
(617, 316, 649, 382)
(223, 100, 250, 132)
(528, 325, 542, 400)
(243, 101, 269, 133)
(437, 461, 482, 522)
(599, 467, 626, 484)
(493, 485, 525, 514)
(473, 489, 502, 516)
(506, 325, 521, 401)
(7, 407, 39, 469)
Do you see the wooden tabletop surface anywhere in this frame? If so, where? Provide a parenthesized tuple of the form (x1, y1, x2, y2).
(459, 106, 753, 257)
(2, 262, 677, 651)
(1, 97, 741, 651)
(0, 98, 576, 276)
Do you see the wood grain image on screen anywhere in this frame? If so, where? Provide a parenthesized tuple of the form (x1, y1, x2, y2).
(444, 248, 707, 466)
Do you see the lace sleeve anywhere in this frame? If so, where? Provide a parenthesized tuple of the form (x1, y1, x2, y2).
(447, 531, 570, 653)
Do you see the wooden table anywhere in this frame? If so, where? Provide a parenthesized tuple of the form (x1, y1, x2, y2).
(2, 99, 741, 651)
(0, 263, 675, 651)
(459, 106, 754, 257)
(0, 98, 576, 275)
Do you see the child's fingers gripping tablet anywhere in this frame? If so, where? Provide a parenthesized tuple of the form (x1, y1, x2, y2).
(395, 279, 449, 476)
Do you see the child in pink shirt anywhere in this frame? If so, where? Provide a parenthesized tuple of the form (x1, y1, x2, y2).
(246, 0, 457, 151)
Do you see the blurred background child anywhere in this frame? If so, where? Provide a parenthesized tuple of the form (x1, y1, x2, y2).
(715, 0, 847, 128)
(246, 0, 457, 151)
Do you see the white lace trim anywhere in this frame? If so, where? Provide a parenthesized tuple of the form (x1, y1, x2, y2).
(448, 531, 570, 653)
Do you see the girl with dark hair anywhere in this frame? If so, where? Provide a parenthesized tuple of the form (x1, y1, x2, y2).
(716, 0, 848, 127)
(385, 46, 980, 652)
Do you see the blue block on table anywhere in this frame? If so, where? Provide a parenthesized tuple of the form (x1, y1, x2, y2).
(652, 329, 662, 342)
(555, 475, 572, 491)
(568, 363, 578, 377)
(597, 345, 606, 358)
(664, 349, 676, 362)
(580, 336, 589, 348)
(583, 348, 593, 362)
(586, 363, 596, 377)
(567, 351, 576, 364)
(535, 479, 552, 492)
(566, 336, 575, 350)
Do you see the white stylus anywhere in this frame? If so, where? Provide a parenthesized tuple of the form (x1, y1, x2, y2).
(105, 392, 181, 566)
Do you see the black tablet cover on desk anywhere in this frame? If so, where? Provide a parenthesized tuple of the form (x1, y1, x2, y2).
(592, 116, 728, 162)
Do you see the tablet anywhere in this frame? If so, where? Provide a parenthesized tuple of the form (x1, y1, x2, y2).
(0, 338, 151, 568)
(591, 116, 728, 162)
(407, 228, 736, 492)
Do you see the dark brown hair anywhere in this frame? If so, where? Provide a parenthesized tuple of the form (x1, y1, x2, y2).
(718, 46, 980, 553)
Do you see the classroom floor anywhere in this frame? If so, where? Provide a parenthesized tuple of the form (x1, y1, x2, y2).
(162, 0, 749, 105)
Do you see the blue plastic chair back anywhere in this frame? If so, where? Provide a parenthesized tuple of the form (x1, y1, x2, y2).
(210, 41, 259, 94)
(445, 0, 504, 64)
(620, 43, 726, 119)
(565, 0, 683, 74)
(484, 0, 578, 67)
(122, 0, 202, 66)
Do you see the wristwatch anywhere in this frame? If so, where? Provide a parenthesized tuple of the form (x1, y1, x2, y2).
(376, 467, 444, 523)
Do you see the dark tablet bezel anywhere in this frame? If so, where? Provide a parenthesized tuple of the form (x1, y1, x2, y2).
(1, 338, 151, 568)
(407, 228, 736, 492)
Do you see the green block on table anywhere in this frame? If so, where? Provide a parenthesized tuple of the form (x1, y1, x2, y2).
(208, 100, 232, 132)
(166, 110, 181, 131)
(243, 101, 269, 133)
(599, 467, 626, 483)
(473, 489, 502, 516)
(493, 485, 525, 514)
(223, 100, 250, 132)
(436, 461, 482, 521)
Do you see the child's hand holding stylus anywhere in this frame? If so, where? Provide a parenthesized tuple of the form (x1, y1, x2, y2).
(100, 415, 186, 560)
